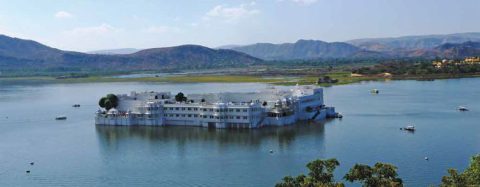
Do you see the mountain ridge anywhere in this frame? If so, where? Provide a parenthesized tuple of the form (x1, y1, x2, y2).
(1, 32, 480, 73)
(0, 35, 262, 71)
(347, 32, 480, 52)
(230, 39, 385, 60)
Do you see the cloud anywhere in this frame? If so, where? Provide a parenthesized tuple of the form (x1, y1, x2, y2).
(144, 26, 181, 34)
(54, 11, 73, 19)
(204, 3, 260, 22)
(279, 0, 318, 5)
(66, 24, 120, 36)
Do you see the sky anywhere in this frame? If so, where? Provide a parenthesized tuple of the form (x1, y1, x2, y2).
(0, 0, 478, 52)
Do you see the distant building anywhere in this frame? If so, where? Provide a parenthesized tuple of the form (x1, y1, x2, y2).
(95, 86, 338, 128)
(317, 76, 338, 84)
(432, 58, 480, 69)
(464, 57, 480, 64)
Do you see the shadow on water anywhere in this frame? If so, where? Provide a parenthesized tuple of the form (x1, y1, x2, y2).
(95, 120, 329, 149)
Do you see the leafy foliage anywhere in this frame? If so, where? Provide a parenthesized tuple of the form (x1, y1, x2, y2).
(344, 163, 403, 187)
(275, 158, 344, 187)
(98, 97, 106, 108)
(98, 94, 119, 110)
(175, 92, 188, 102)
(353, 61, 480, 76)
(441, 154, 480, 186)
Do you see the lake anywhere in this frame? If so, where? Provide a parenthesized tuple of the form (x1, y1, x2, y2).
(0, 78, 479, 186)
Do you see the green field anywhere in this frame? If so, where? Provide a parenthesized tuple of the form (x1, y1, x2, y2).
(0, 72, 377, 86)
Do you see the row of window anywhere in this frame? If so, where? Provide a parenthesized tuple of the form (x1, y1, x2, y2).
(164, 113, 249, 120)
(165, 107, 259, 113)
(145, 107, 161, 111)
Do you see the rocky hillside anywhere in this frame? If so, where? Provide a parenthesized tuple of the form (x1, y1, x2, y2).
(347, 32, 480, 52)
(407, 41, 480, 59)
(0, 34, 262, 71)
(230, 39, 384, 60)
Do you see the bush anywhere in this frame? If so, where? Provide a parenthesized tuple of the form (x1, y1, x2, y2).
(175, 92, 188, 102)
(98, 94, 118, 110)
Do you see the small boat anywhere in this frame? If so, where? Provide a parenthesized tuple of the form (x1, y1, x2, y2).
(458, 106, 469, 111)
(55, 116, 67, 120)
(72, 104, 81, 107)
(371, 89, 379, 94)
(400, 125, 415, 132)
(335, 113, 343, 118)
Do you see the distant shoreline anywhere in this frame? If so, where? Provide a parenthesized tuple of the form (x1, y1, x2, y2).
(2, 72, 480, 86)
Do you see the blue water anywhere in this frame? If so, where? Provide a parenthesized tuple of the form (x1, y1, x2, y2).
(0, 79, 479, 186)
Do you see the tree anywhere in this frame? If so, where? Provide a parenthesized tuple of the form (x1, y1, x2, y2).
(344, 162, 403, 187)
(98, 94, 118, 110)
(104, 99, 114, 110)
(441, 169, 466, 186)
(99, 97, 107, 108)
(275, 158, 344, 187)
(175, 92, 187, 102)
(441, 154, 480, 186)
(106, 94, 118, 108)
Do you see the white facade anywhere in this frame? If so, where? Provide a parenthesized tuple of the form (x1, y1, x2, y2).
(95, 86, 338, 128)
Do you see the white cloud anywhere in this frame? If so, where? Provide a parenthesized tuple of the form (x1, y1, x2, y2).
(279, 0, 318, 5)
(144, 26, 181, 34)
(204, 3, 260, 22)
(54, 11, 73, 19)
(190, 22, 199, 27)
(66, 24, 120, 36)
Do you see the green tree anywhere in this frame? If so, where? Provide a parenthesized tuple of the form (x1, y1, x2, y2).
(104, 99, 114, 110)
(98, 97, 107, 108)
(106, 94, 119, 108)
(344, 162, 403, 187)
(441, 169, 466, 186)
(275, 158, 344, 187)
(175, 92, 187, 102)
(442, 154, 480, 186)
(98, 94, 118, 110)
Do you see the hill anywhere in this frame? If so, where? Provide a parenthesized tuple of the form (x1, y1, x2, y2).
(87, 48, 141, 55)
(230, 39, 384, 60)
(0, 35, 262, 72)
(347, 32, 480, 52)
(407, 41, 480, 59)
(0, 34, 66, 62)
(124, 45, 262, 69)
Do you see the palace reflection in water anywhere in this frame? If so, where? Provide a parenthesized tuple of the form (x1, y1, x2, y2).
(95, 121, 328, 155)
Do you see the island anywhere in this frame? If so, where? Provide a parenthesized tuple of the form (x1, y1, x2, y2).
(95, 85, 339, 128)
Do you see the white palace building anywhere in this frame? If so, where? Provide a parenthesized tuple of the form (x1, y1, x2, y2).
(95, 85, 338, 128)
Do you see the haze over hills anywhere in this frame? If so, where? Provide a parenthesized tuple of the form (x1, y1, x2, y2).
(87, 48, 141, 55)
(229, 39, 385, 60)
(0, 34, 261, 71)
(226, 33, 480, 60)
(1, 32, 480, 74)
(406, 41, 480, 59)
(347, 32, 480, 52)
